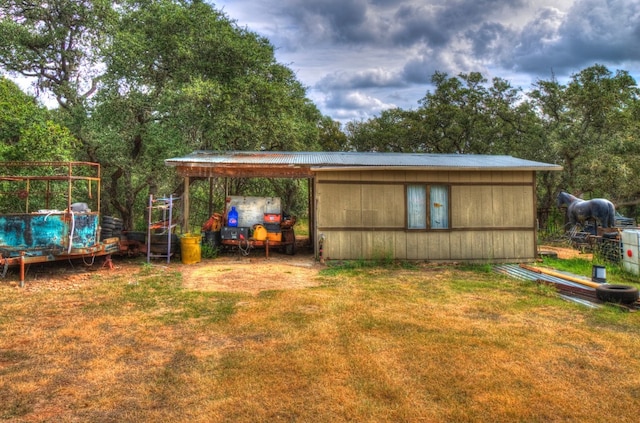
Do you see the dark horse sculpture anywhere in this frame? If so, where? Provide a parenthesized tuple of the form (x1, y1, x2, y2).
(557, 192, 615, 229)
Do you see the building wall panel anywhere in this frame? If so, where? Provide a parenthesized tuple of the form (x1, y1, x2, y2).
(495, 186, 534, 227)
(316, 169, 537, 263)
(426, 232, 451, 260)
(361, 184, 405, 227)
(394, 231, 408, 259)
(315, 170, 534, 185)
(320, 229, 535, 262)
(452, 185, 534, 228)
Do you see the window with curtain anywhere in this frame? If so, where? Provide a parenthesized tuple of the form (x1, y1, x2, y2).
(407, 184, 449, 230)
(430, 185, 448, 229)
(407, 185, 427, 229)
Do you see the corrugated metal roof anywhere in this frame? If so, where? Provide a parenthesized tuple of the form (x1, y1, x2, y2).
(165, 150, 563, 171)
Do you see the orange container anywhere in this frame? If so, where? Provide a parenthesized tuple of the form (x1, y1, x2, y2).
(267, 232, 282, 242)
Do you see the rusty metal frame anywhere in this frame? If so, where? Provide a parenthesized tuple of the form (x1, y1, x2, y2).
(0, 161, 101, 214)
(0, 162, 113, 287)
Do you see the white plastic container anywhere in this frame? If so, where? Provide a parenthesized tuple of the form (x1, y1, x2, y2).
(621, 229, 640, 275)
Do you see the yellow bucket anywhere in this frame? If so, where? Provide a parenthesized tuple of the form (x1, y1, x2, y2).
(180, 233, 202, 264)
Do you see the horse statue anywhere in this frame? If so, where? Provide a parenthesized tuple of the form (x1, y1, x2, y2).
(556, 192, 616, 229)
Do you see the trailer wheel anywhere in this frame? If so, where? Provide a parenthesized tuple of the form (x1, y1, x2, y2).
(595, 284, 639, 304)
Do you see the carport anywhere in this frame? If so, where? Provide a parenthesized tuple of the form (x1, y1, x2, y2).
(164, 151, 318, 253)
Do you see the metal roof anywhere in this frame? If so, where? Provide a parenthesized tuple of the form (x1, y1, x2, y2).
(165, 150, 562, 178)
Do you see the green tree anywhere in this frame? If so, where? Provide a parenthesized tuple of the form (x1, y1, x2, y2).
(614, 100, 640, 217)
(0, 0, 114, 110)
(84, 90, 184, 227)
(345, 108, 427, 152)
(345, 72, 537, 156)
(529, 65, 639, 204)
(91, 0, 322, 227)
(418, 71, 532, 154)
(1, 0, 323, 229)
(318, 116, 348, 151)
(0, 76, 77, 161)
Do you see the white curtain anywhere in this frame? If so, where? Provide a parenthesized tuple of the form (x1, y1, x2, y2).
(407, 185, 426, 229)
(430, 186, 448, 229)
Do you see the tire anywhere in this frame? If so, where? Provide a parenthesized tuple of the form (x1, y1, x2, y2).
(149, 234, 180, 255)
(150, 234, 178, 244)
(102, 216, 123, 229)
(150, 242, 179, 254)
(126, 231, 146, 243)
(595, 284, 639, 304)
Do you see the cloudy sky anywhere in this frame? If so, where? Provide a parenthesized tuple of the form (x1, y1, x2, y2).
(212, 0, 640, 122)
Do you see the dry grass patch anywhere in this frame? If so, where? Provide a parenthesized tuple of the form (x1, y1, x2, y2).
(1, 261, 640, 422)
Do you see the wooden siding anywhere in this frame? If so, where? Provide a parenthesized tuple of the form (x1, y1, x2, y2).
(315, 170, 537, 262)
(452, 185, 534, 228)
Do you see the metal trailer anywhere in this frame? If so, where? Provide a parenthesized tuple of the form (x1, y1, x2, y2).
(218, 195, 297, 257)
(0, 162, 124, 287)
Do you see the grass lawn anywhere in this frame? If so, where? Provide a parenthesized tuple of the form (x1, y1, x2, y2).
(1, 259, 640, 422)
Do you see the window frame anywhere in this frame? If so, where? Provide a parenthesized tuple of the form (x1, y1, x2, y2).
(405, 184, 451, 231)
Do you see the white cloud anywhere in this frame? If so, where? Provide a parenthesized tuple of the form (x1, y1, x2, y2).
(316, 68, 406, 90)
(317, 90, 397, 121)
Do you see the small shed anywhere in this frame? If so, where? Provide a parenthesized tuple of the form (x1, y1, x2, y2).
(165, 151, 562, 263)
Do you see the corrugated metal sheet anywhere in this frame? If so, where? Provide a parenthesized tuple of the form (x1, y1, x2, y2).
(165, 150, 562, 171)
(494, 264, 596, 288)
(494, 264, 603, 309)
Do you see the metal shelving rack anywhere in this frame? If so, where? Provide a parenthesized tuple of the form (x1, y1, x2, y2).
(147, 194, 180, 263)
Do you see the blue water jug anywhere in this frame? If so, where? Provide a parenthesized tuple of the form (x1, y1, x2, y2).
(228, 206, 238, 227)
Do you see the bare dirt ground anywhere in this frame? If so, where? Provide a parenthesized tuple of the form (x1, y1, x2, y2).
(2, 246, 324, 294)
(178, 252, 324, 294)
(538, 244, 593, 260)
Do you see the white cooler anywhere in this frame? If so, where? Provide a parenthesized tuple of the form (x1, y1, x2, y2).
(621, 229, 640, 275)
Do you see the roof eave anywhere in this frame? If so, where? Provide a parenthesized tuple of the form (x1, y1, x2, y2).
(310, 165, 564, 172)
(165, 162, 313, 178)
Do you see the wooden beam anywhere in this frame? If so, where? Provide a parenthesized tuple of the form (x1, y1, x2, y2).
(519, 264, 601, 289)
(174, 165, 313, 179)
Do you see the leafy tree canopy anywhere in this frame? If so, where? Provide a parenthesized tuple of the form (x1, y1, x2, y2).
(0, 76, 77, 161)
(0, 0, 114, 109)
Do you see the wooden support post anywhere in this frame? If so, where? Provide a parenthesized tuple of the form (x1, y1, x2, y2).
(183, 176, 190, 234)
